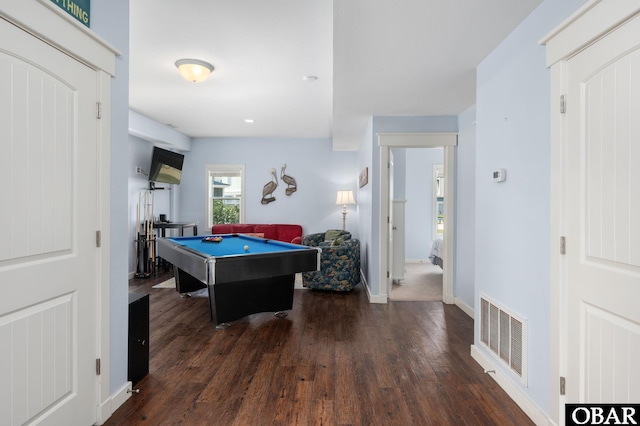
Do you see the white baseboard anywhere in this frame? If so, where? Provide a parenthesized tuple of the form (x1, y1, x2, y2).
(367, 292, 387, 303)
(361, 271, 387, 304)
(455, 297, 474, 318)
(95, 381, 132, 425)
(470, 345, 550, 426)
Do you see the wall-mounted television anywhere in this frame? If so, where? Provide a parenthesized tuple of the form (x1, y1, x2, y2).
(148, 147, 184, 185)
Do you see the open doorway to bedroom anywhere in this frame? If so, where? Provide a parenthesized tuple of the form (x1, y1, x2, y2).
(388, 149, 444, 301)
(378, 132, 457, 304)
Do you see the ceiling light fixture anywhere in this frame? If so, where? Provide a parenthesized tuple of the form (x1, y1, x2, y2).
(175, 59, 214, 83)
(244, 119, 255, 123)
(302, 75, 318, 82)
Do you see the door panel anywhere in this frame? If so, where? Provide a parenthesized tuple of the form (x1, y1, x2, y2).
(565, 15, 640, 403)
(0, 18, 98, 425)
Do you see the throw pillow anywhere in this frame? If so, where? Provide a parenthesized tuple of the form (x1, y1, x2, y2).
(324, 229, 343, 242)
(331, 237, 344, 246)
(254, 225, 277, 240)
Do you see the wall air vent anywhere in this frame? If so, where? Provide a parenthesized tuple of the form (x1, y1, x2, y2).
(480, 295, 528, 385)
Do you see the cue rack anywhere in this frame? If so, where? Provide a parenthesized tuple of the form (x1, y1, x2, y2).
(135, 190, 155, 278)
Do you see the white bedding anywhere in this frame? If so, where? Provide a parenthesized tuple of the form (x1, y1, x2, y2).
(430, 239, 443, 258)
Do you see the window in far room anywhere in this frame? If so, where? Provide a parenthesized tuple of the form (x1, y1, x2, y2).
(206, 164, 245, 228)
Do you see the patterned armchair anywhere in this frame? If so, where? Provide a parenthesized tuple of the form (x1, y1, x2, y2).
(302, 230, 361, 291)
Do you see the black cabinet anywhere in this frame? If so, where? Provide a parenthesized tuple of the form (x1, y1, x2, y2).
(128, 293, 149, 384)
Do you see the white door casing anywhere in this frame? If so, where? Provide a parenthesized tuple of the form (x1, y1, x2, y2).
(0, 13, 109, 426)
(544, 1, 640, 423)
(387, 150, 395, 295)
(378, 133, 457, 303)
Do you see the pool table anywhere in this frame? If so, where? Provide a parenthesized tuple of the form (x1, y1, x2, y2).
(156, 234, 321, 327)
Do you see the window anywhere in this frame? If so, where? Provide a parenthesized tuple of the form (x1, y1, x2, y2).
(206, 164, 245, 228)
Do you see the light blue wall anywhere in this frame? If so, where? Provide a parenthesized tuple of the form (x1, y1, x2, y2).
(456, 105, 476, 309)
(179, 138, 358, 237)
(89, 0, 131, 396)
(356, 119, 374, 292)
(474, 0, 587, 414)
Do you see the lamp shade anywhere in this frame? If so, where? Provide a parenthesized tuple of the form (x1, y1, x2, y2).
(175, 59, 214, 83)
(336, 190, 355, 205)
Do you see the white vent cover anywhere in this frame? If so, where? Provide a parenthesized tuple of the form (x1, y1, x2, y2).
(480, 295, 528, 385)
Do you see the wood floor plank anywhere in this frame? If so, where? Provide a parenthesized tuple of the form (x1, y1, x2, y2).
(106, 271, 535, 425)
(231, 352, 281, 425)
(309, 398, 335, 426)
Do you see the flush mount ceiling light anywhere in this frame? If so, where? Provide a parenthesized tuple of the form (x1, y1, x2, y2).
(175, 59, 214, 83)
(302, 75, 318, 82)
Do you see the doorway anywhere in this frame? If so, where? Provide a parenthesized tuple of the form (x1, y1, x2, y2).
(388, 150, 444, 302)
(378, 133, 457, 303)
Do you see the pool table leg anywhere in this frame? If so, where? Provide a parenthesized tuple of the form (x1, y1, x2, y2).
(208, 274, 295, 326)
(174, 268, 206, 294)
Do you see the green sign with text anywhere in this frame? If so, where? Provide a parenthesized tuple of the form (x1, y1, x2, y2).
(50, 0, 90, 27)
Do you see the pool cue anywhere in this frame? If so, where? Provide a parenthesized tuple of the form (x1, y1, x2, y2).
(136, 194, 142, 275)
(145, 191, 151, 273)
(149, 190, 155, 271)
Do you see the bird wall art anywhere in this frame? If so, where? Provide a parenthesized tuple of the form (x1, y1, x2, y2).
(261, 164, 299, 205)
(261, 168, 278, 204)
(280, 164, 297, 196)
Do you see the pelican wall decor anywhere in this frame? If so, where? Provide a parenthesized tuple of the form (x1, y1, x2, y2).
(261, 168, 278, 204)
(280, 164, 297, 196)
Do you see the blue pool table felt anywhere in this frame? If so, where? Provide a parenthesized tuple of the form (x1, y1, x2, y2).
(168, 234, 307, 257)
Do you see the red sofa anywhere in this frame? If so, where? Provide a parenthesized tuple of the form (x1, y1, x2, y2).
(211, 224, 303, 244)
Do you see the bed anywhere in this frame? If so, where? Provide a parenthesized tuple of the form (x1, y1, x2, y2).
(429, 239, 443, 268)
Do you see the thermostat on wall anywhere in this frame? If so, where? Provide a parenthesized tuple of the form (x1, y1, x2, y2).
(492, 169, 506, 183)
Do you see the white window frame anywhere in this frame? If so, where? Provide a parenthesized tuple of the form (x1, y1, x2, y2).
(205, 164, 245, 229)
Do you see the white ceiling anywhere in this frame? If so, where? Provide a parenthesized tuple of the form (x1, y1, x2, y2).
(129, 0, 541, 151)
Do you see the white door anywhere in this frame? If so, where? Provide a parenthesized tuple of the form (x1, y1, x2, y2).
(391, 200, 406, 281)
(0, 18, 99, 425)
(563, 15, 640, 404)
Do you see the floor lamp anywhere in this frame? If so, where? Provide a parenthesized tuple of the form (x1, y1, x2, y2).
(336, 190, 356, 231)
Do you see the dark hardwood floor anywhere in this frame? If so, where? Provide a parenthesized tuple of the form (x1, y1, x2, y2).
(107, 271, 533, 425)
